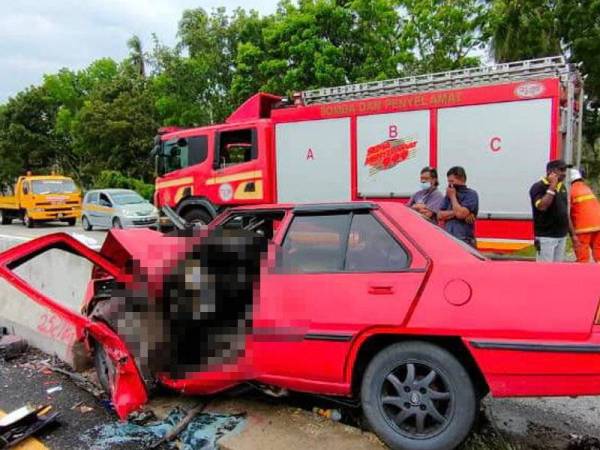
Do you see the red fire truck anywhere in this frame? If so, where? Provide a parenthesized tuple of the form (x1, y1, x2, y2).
(152, 56, 583, 253)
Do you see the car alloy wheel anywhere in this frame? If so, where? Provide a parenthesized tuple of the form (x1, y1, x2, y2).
(379, 361, 452, 438)
(361, 342, 476, 450)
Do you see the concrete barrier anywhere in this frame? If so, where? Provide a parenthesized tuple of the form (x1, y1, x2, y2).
(0, 235, 95, 370)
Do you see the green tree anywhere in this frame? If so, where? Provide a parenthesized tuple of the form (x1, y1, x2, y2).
(398, 0, 489, 74)
(488, 0, 562, 63)
(71, 66, 159, 185)
(0, 86, 62, 185)
(127, 35, 146, 78)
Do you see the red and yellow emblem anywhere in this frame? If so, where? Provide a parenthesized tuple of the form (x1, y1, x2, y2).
(364, 138, 417, 175)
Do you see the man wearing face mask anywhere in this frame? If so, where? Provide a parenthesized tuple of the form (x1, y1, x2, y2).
(438, 166, 479, 247)
(529, 159, 577, 262)
(406, 167, 444, 221)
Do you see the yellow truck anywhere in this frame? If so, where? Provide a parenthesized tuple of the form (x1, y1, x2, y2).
(0, 174, 82, 227)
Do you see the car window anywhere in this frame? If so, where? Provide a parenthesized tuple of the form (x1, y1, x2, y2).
(217, 211, 285, 240)
(345, 213, 410, 271)
(86, 192, 99, 204)
(215, 128, 256, 169)
(278, 214, 350, 273)
(112, 192, 145, 205)
(99, 193, 112, 207)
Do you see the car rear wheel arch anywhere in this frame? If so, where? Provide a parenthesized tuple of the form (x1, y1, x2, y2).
(351, 334, 489, 400)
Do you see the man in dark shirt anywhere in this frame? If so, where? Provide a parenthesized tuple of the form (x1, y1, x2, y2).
(438, 166, 479, 247)
(529, 159, 577, 262)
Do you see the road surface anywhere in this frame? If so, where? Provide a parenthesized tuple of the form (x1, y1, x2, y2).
(0, 219, 108, 245)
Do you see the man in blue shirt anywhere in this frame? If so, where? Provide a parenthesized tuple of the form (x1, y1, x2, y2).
(438, 166, 479, 247)
(406, 166, 445, 222)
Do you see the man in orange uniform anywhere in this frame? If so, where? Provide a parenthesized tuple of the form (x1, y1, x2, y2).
(570, 168, 600, 262)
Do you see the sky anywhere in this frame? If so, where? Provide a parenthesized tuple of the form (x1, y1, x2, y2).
(0, 0, 280, 102)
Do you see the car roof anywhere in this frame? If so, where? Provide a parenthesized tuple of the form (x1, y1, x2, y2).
(229, 201, 378, 213)
(86, 189, 138, 195)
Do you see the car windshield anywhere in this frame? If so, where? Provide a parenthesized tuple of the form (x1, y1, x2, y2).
(32, 179, 77, 194)
(111, 193, 146, 205)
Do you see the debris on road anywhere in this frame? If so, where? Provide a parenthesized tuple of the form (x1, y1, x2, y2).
(46, 386, 63, 395)
(0, 335, 27, 361)
(0, 404, 60, 448)
(568, 434, 600, 449)
(80, 405, 94, 414)
(312, 407, 342, 422)
(149, 402, 207, 448)
(83, 406, 246, 450)
(41, 362, 105, 399)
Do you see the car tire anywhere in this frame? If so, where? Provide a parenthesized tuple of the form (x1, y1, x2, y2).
(23, 213, 34, 228)
(361, 341, 476, 450)
(82, 216, 92, 231)
(93, 340, 115, 396)
(112, 217, 123, 229)
(182, 208, 212, 227)
(0, 210, 11, 225)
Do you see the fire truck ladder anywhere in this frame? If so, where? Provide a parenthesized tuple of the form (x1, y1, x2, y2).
(300, 56, 573, 105)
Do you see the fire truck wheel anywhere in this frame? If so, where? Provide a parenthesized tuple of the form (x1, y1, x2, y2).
(361, 341, 476, 450)
(182, 208, 212, 227)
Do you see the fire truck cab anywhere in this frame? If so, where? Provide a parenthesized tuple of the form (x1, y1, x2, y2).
(153, 56, 583, 253)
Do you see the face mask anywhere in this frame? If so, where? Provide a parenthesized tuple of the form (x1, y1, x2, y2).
(420, 181, 431, 190)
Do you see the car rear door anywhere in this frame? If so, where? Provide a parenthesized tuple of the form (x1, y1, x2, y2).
(254, 206, 429, 388)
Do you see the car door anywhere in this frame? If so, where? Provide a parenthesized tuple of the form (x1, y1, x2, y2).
(84, 192, 99, 226)
(253, 206, 429, 388)
(97, 193, 113, 227)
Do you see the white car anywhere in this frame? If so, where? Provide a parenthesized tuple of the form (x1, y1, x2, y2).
(81, 189, 158, 230)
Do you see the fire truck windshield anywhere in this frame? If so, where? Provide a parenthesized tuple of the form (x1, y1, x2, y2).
(158, 136, 209, 175)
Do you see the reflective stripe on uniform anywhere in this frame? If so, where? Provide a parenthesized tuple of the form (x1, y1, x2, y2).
(572, 194, 597, 204)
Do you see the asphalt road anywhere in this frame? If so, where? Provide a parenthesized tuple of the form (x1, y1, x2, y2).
(0, 219, 108, 245)
(3, 347, 600, 450)
(0, 349, 127, 449)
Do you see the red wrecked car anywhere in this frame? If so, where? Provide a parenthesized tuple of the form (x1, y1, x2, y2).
(1, 201, 600, 450)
